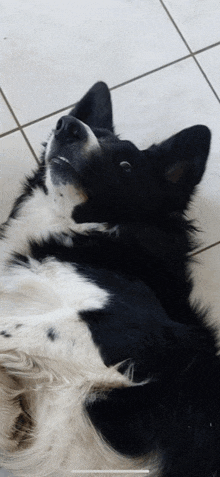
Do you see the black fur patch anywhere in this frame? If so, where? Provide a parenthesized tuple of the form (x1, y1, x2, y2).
(8, 253, 30, 268)
(0, 331, 12, 338)
(11, 395, 33, 448)
(8, 161, 47, 221)
(47, 328, 58, 342)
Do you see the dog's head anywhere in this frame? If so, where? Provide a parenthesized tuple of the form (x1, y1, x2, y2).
(44, 81, 211, 228)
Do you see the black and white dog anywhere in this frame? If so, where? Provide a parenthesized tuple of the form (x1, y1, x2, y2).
(0, 82, 219, 477)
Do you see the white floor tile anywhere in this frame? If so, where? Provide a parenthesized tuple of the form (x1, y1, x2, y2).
(0, 469, 14, 477)
(1, 0, 187, 124)
(196, 45, 220, 98)
(190, 244, 220, 346)
(111, 59, 220, 150)
(0, 132, 37, 224)
(0, 93, 17, 135)
(163, 0, 220, 51)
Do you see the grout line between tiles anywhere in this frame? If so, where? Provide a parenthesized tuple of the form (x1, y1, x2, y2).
(0, 126, 20, 137)
(192, 55, 220, 103)
(1, 54, 192, 139)
(109, 55, 191, 90)
(159, 0, 220, 105)
(195, 41, 220, 55)
(159, 0, 194, 53)
(1, 38, 220, 141)
(190, 241, 220, 257)
(0, 88, 40, 164)
(1, 38, 219, 142)
(21, 129, 40, 164)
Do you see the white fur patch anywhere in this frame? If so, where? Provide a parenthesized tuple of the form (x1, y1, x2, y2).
(82, 121, 101, 154)
(0, 258, 109, 360)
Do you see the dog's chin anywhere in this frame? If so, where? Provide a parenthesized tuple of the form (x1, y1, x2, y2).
(48, 156, 76, 186)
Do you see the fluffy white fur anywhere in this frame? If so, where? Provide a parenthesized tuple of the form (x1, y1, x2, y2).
(0, 172, 158, 476)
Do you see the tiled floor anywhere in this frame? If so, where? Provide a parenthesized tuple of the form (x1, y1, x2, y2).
(1, 0, 220, 475)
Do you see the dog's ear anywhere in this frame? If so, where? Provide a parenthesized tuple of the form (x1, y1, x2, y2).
(145, 125, 211, 211)
(69, 82, 113, 132)
(153, 125, 211, 186)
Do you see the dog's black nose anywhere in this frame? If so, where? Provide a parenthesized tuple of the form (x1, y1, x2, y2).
(55, 116, 87, 142)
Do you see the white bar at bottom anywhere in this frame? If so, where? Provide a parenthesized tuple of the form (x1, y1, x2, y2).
(70, 471, 150, 474)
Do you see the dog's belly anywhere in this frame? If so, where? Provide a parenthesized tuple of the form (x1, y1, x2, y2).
(0, 258, 160, 476)
(0, 257, 109, 360)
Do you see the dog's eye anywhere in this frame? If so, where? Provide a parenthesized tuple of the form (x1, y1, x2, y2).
(119, 161, 132, 172)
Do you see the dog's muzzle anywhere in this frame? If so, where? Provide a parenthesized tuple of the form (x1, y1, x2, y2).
(45, 116, 101, 186)
(45, 116, 100, 165)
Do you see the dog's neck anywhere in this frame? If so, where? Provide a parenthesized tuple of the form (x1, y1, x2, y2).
(0, 187, 107, 273)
